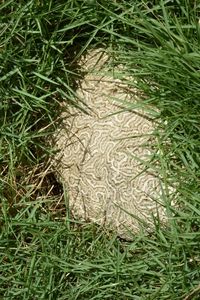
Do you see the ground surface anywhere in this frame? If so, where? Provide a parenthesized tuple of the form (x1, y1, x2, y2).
(1, 1, 200, 299)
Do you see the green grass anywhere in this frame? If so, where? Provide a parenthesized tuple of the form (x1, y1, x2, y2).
(0, 0, 200, 299)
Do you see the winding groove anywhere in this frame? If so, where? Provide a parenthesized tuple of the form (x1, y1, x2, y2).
(54, 49, 170, 238)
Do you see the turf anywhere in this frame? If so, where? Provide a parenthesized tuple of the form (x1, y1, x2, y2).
(0, 1, 200, 299)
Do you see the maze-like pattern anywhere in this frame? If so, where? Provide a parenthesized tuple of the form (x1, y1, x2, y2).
(55, 50, 168, 238)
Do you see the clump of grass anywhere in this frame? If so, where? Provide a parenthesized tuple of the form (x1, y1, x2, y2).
(0, 1, 200, 299)
(104, 0, 200, 224)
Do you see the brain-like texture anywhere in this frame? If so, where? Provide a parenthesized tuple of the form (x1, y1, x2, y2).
(54, 49, 169, 238)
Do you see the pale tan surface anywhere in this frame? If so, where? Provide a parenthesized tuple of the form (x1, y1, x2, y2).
(54, 49, 169, 238)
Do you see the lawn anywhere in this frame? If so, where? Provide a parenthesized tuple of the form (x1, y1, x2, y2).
(0, 1, 200, 299)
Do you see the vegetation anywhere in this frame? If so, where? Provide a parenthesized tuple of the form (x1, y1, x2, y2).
(0, 1, 200, 299)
